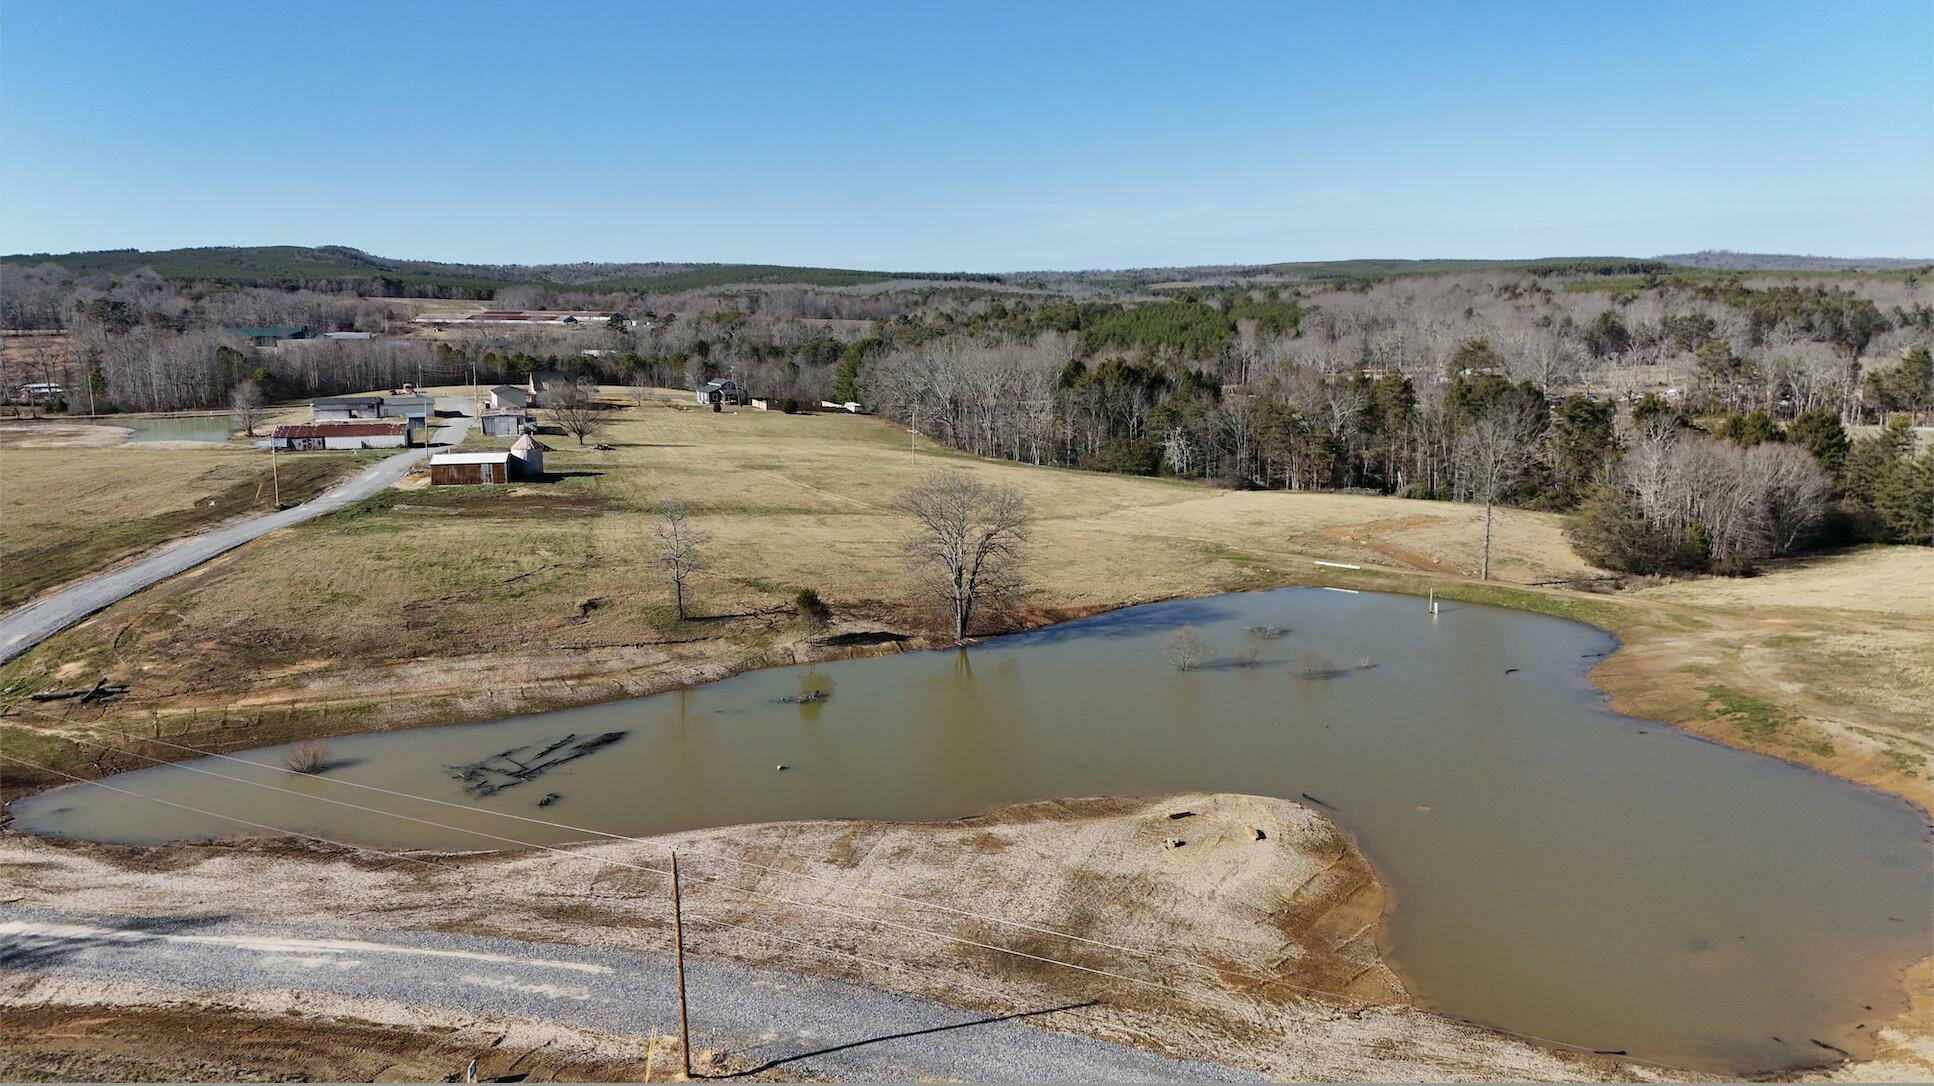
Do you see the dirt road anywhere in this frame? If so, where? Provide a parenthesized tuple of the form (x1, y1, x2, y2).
(0, 399, 473, 664)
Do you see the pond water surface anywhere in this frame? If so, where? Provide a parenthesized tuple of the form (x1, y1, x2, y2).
(10, 589, 1930, 1073)
(96, 415, 235, 442)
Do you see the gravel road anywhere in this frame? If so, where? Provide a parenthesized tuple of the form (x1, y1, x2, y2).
(0, 905, 1256, 1082)
(0, 399, 474, 664)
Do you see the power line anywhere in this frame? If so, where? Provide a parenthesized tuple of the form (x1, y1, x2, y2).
(1, 723, 1311, 1020)
(0, 727, 1644, 1069)
(11, 713, 1305, 993)
(0, 751, 1016, 1007)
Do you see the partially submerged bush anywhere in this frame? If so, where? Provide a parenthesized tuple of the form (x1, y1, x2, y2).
(1290, 650, 1343, 680)
(1244, 624, 1289, 639)
(1159, 625, 1214, 670)
(281, 739, 330, 775)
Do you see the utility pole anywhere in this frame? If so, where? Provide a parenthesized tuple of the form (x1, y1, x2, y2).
(672, 850, 691, 1080)
(270, 441, 281, 508)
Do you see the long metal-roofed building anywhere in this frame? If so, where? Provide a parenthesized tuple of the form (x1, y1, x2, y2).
(411, 310, 623, 327)
(270, 420, 410, 450)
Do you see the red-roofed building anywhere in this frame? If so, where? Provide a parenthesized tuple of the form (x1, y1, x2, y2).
(270, 420, 410, 450)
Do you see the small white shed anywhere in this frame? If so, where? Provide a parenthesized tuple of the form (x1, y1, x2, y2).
(509, 433, 547, 478)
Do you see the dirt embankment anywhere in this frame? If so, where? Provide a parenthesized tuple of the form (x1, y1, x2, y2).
(0, 793, 1679, 1082)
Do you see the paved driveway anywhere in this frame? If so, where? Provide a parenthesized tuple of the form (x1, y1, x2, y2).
(0, 399, 474, 664)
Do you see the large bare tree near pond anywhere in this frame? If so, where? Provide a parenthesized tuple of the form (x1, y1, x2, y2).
(900, 470, 1031, 642)
(651, 500, 711, 620)
(229, 381, 264, 436)
(1457, 400, 1543, 581)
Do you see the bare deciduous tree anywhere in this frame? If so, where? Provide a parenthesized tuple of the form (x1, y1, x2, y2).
(229, 381, 264, 436)
(899, 470, 1030, 642)
(651, 501, 711, 620)
(1159, 626, 1214, 670)
(1457, 400, 1544, 580)
(548, 381, 612, 446)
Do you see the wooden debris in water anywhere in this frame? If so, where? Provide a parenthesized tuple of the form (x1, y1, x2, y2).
(446, 731, 627, 796)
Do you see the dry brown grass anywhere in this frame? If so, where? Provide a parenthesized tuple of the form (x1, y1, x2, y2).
(3, 390, 1927, 809)
(0, 437, 374, 607)
(37, 393, 1588, 666)
(1636, 546, 1934, 620)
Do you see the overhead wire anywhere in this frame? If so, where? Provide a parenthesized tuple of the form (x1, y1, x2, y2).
(1, 711, 1646, 1066)
(7, 709, 1308, 993)
(0, 751, 1015, 1006)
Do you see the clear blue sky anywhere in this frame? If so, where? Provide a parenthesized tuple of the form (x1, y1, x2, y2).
(3, 0, 1929, 270)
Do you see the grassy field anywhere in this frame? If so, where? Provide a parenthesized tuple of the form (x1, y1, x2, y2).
(2, 392, 1928, 810)
(0, 427, 380, 607)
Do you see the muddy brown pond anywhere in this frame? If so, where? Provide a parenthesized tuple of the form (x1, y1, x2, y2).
(10, 589, 1931, 1074)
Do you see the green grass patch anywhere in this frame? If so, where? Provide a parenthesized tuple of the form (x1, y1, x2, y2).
(1700, 684, 1788, 739)
(1883, 749, 1927, 778)
(1431, 580, 1629, 630)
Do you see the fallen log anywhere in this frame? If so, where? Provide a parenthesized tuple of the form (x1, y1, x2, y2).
(446, 731, 627, 796)
(30, 678, 128, 703)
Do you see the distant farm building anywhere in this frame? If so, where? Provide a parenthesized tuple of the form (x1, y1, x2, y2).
(488, 384, 531, 410)
(480, 408, 530, 436)
(320, 330, 376, 341)
(230, 326, 311, 346)
(697, 378, 748, 405)
(270, 420, 410, 450)
(412, 310, 623, 327)
(311, 395, 385, 421)
(379, 394, 435, 432)
(430, 451, 512, 485)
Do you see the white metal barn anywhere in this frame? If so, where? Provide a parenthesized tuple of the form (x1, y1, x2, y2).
(270, 421, 410, 450)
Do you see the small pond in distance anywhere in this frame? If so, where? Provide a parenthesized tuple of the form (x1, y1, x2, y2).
(10, 589, 1930, 1074)
(97, 415, 235, 443)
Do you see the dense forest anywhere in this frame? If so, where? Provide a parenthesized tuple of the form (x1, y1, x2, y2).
(3, 249, 1929, 572)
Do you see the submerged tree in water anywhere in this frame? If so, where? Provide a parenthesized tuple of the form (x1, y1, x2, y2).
(1159, 625, 1213, 670)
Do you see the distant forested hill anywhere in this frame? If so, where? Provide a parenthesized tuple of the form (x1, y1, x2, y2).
(1658, 250, 1931, 272)
(0, 245, 991, 297)
(7, 244, 1924, 300)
